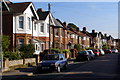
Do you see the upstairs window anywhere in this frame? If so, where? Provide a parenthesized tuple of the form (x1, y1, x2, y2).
(82, 37, 86, 40)
(55, 28, 59, 36)
(19, 16, 24, 29)
(47, 24, 49, 33)
(34, 23, 36, 30)
(62, 29, 64, 37)
(27, 17, 31, 30)
(40, 23, 44, 32)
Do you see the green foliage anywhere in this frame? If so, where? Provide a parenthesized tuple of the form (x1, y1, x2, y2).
(20, 44, 35, 58)
(68, 23, 78, 29)
(86, 47, 94, 50)
(2, 35, 10, 52)
(82, 48, 86, 51)
(3, 51, 22, 60)
(51, 48, 61, 53)
(102, 44, 108, 50)
(74, 44, 82, 51)
(62, 49, 70, 54)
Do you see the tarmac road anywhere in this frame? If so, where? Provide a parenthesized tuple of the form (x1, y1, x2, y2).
(1, 53, 120, 80)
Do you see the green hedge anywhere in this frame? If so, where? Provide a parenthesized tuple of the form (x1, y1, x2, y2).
(62, 49, 70, 54)
(3, 51, 22, 60)
(51, 48, 61, 53)
(20, 44, 35, 58)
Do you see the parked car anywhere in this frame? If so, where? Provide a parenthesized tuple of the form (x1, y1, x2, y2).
(98, 49, 105, 56)
(111, 49, 118, 53)
(104, 49, 112, 54)
(36, 54, 68, 73)
(76, 51, 91, 61)
(92, 49, 100, 56)
(87, 50, 95, 59)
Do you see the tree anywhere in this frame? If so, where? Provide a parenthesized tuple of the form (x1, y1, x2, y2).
(74, 44, 82, 51)
(67, 23, 78, 29)
(102, 44, 108, 50)
(20, 44, 35, 58)
(2, 35, 10, 52)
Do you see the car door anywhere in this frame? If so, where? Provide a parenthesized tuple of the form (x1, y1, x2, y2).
(59, 54, 66, 68)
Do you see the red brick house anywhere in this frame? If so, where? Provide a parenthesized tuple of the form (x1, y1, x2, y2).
(2, 2, 39, 53)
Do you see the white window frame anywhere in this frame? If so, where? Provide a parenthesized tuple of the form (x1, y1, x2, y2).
(34, 23, 37, 30)
(18, 39, 24, 50)
(19, 16, 24, 29)
(40, 23, 44, 33)
(47, 24, 49, 33)
(27, 17, 31, 30)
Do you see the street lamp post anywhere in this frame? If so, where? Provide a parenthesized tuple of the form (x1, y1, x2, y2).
(48, 3, 51, 54)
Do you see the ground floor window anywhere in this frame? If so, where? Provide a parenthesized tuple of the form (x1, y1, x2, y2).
(55, 43, 59, 49)
(61, 44, 64, 49)
(18, 39, 24, 50)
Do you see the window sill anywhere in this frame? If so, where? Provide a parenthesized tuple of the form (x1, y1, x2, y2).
(17, 28, 24, 31)
(55, 35, 59, 37)
(40, 32, 44, 34)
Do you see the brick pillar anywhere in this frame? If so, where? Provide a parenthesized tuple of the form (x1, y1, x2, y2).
(2, 58, 10, 72)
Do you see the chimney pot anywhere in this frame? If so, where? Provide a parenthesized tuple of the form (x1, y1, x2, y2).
(38, 8, 43, 12)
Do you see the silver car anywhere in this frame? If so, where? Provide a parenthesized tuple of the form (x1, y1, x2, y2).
(111, 49, 118, 53)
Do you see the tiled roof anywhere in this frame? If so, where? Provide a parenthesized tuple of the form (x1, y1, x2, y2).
(54, 18, 63, 28)
(81, 31, 92, 37)
(37, 11, 49, 20)
(56, 19, 67, 29)
(89, 33, 98, 37)
(76, 31, 88, 37)
(67, 30, 74, 34)
(7, 2, 32, 13)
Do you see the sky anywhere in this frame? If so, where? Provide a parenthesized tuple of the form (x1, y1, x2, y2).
(33, 2, 118, 38)
(10, 0, 118, 39)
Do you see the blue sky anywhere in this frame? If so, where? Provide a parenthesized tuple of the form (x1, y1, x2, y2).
(33, 2, 118, 38)
(11, 1, 118, 38)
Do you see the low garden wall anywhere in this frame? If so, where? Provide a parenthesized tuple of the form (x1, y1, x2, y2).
(2, 58, 36, 72)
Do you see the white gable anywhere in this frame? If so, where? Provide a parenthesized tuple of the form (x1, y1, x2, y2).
(23, 3, 39, 20)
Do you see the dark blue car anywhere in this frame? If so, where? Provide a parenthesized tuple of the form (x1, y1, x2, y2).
(37, 54, 68, 73)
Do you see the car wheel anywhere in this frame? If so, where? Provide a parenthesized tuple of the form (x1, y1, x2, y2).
(57, 66, 61, 73)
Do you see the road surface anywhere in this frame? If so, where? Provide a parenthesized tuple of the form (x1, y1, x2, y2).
(1, 53, 120, 80)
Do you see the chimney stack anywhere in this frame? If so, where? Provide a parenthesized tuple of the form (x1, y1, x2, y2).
(76, 27, 79, 32)
(83, 27, 86, 32)
(99, 32, 102, 34)
(92, 29, 95, 33)
(104, 34, 107, 37)
(38, 8, 43, 12)
(63, 22, 66, 26)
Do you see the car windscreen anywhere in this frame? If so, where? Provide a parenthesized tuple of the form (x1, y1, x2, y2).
(93, 50, 97, 52)
(43, 54, 59, 60)
(88, 51, 92, 54)
(78, 51, 86, 54)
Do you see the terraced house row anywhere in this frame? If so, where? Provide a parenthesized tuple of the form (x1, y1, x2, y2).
(2, 1, 118, 56)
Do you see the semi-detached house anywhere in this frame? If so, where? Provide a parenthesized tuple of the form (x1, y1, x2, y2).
(2, 1, 97, 56)
(2, 2, 39, 53)
(2, 2, 62, 55)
